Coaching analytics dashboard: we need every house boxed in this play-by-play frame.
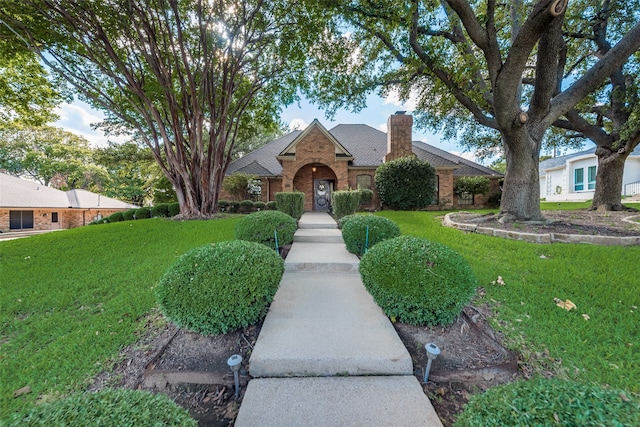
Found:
[0,172,138,232]
[539,146,640,201]
[224,113,502,211]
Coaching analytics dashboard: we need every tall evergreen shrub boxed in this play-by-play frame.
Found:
[375,156,436,210]
[275,192,304,220]
[331,190,361,219]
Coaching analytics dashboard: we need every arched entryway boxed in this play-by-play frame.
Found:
[293,163,338,211]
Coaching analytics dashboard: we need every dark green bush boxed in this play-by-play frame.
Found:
[107,212,124,222]
[254,201,266,210]
[454,176,491,197]
[228,201,240,213]
[359,236,477,325]
[239,199,255,213]
[337,214,359,229]
[135,207,152,219]
[168,202,180,217]
[9,388,197,426]
[455,378,640,427]
[341,215,401,256]
[234,210,297,250]
[275,191,304,220]
[156,240,284,335]
[487,191,501,208]
[359,188,374,205]
[151,203,170,217]
[266,201,277,210]
[218,200,230,212]
[375,156,436,210]
[331,190,361,219]
[122,209,137,221]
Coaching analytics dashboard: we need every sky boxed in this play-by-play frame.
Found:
[53,91,484,163]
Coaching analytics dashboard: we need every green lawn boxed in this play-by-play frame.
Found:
[378,209,639,393]
[0,218,239,418]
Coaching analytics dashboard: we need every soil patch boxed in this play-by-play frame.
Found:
[450,209,640,237]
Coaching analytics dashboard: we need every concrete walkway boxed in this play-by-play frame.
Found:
[235,212,443,426]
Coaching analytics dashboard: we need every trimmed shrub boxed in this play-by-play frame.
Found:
[135,207,152,219]
[359,188,374,205]
[375,156,436,210]
[234,210,297,250]
[9,388,197,426]
[455,378,640,427]
[454,176,491,197]
[341,215,401,256]
[337,213,359,229]
[122,209,137,221]
[265,201,277,210]
[239,199,255,213]
[151,203,170,217]
[359,236,477,325]
[228,201,240,213]
[218,200,230,212]
[107,212,124,222]
[254,201,266,210]
[168,202,180,217]
[275,191,304,220]
[331,190,361,219]
[156,240,284,335]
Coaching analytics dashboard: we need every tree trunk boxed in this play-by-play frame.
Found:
[500,131,544,221]
[590,147,628,211]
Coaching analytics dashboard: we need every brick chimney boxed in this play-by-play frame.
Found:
[384,112,415,163]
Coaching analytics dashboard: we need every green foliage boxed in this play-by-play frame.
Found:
[454,176,491,196]
[107,211,124,222]
[0,217,238,415]
[218,200,230,210]
[151,203,170,217]
[234,210,297,250]
[331,190,361,219]
[374,156,436,210]
[254,201,266,210]
[228,201,240,213]
[122,209,136,221]
[275,191,304,220]
[359,188,374,204]
[266,201,277,210]
[455,378,640,427]
[337,213,359,229]
[9,389,196,426]
[135,207,152,219]
[239,199,255,213]
[223,173,258,200]
[168,202,180,217]
[378,210,640,391]
[359,235,477,325]
[156,240,284,335]
[341,215,400,256]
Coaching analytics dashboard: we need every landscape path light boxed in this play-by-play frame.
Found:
[423,343,440,383]
[227,354,243,398]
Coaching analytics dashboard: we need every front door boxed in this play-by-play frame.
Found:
[313,180,331,211]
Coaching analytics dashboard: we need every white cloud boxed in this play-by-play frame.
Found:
[55,103,103,127]
[451,150,477,162]
[378,123,388,133]
[382,87,419,112]
[289,118,309,131]
[53,101,129,147]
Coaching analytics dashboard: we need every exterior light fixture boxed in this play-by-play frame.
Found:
[227,354,243,398]
[423,343,440,383]
[312,166,317,173]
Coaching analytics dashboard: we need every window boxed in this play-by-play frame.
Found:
[431,175,439,205]
[51,212,59,223]
[574,168,584,191]
[9,211,34,230]
[356,174,372,190]
[587,166,596,190]
[458,192,474,205]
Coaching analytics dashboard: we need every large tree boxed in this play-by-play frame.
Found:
[310,0,640,220]
[1,0,323,218]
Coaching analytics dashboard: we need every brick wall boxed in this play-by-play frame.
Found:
[0,208,130,232]
[384,114,415,163]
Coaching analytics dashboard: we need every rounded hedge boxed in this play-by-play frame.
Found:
[9,388,196,426]
[234,210,297,250]
[341,215,401,256]
[254,201,266,210]
[265,201,277,210]
[455,378,640,427]
[359,236,477,326]
[156,240,284,335]
[136,207,152,219]
[168,202,181,217]
[107,211,124,222]
[374,156,436,210]
[122,209,136,221]
[151,203,170,217]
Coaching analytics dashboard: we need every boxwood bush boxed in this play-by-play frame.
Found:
[455,378,640,427]
[266,201,277,210]
[234,210,297,250]
[359,236,477,326]
[375,156,436,210]
[331,190,361,219]
[254,201,266,210]
[341,215,401,256]
[122,209,137,221]
[135,207,152,219]
[8,388,196,426]
[107,211,124,222]
[337,213,359,229]
[275,191,304,220]
[239,199,255,213]
[168,202,180,217]
[151,203,170,217]
[156,240,284,335]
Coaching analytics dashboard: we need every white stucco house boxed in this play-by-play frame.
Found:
[539,145,640,201]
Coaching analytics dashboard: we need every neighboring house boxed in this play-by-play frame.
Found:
[225,113,502,211]
[539,146,640,201]
[0,172,138,232]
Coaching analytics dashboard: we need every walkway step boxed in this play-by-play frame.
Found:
[249,273,412,377]
[284,242,359,273]
[293,228,343,243]
[235,376,443,427]
[298,212,337,229]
